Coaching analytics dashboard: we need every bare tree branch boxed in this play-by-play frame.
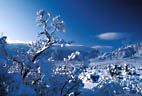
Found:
[32,46,51,62]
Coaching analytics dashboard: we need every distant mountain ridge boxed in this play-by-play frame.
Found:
[39,45,102,61]
[1,42,142,62]
[96,42,142,60]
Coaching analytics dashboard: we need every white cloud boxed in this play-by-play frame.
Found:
[65,44,84,47]
[97,32,123,40]
[91,45,112,49]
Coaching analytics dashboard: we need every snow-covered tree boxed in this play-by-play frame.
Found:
[29,9,66,62]
[0,10,84,96]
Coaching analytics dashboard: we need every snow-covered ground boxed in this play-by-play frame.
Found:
[1,42,142,96]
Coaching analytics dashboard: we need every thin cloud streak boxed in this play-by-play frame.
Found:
[97,32,123,40]
[91,45,112,49]
[6,39,32,44]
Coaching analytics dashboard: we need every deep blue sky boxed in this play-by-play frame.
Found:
[0,0,142,51]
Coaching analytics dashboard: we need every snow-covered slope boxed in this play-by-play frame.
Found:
[43,45,101,61]
[1,41,142,95]
[96,42,142,61]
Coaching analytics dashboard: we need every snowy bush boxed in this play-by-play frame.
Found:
[79,64,142,96]
[47,51,84,96]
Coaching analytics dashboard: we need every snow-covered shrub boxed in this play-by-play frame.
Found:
[46,51,84,96]
[0,36,37,96]
[79,64,142,96]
